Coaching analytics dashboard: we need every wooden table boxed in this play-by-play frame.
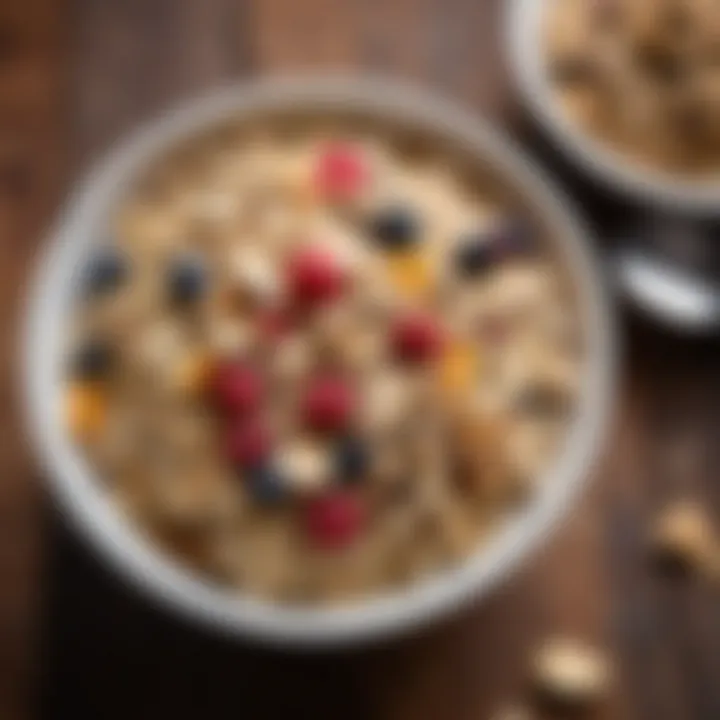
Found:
[3,1,720,718]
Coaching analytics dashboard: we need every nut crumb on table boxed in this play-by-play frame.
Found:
[651,500,719,576]
[531,636,612,706]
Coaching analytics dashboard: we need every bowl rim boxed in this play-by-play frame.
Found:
[22,77,616,646]
[506,0,720,215]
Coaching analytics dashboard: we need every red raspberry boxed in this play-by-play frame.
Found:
[287,247,345,306]
[302,376,354,432]
[209,362,264,416]
[391,312,445,362]
[314,143,368,202]
[305,491,364,549]
[224,419,272,467]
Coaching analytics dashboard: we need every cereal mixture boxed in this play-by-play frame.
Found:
[64,118,583,603]
[544,0,720,175]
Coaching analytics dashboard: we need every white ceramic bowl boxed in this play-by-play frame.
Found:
[507,0,720,215]
[23,78,615,646]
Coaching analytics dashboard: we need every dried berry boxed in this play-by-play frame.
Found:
[209,362,264,417]
[302,376,355,433]
[305,490,364,548]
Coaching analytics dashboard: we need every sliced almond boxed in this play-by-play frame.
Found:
[230,246,282,306]
[277,439,332,494]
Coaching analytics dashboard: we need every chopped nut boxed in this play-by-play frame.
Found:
[230,247,282,306]
[484,263,553,316]
[207,317,254,358]
[447,401,512,502]
[313,220,372,278]
[361,370,414,434]
[532,637,611,706]
[170,352,212,397]
[277,439,332,494]
[651,501,717,574]
[133,322,186,373]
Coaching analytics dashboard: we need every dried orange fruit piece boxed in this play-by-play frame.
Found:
[438,341,478,394]
[65,383,107,441]
[385,252,432,299]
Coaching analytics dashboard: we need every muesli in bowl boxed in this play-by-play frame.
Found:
[64,117,584,603]
[26,81,612,642]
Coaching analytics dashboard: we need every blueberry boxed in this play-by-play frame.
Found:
[335,437,370,484]
[246,465,287,506]
[168,254,207,305]
[71,338,113,380]
[84,247,129,297]
[455,218,535,279]
[454,235,496,278]
[370,206,419,250]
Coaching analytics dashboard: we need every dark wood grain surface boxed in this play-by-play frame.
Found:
[2,1,720,719]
